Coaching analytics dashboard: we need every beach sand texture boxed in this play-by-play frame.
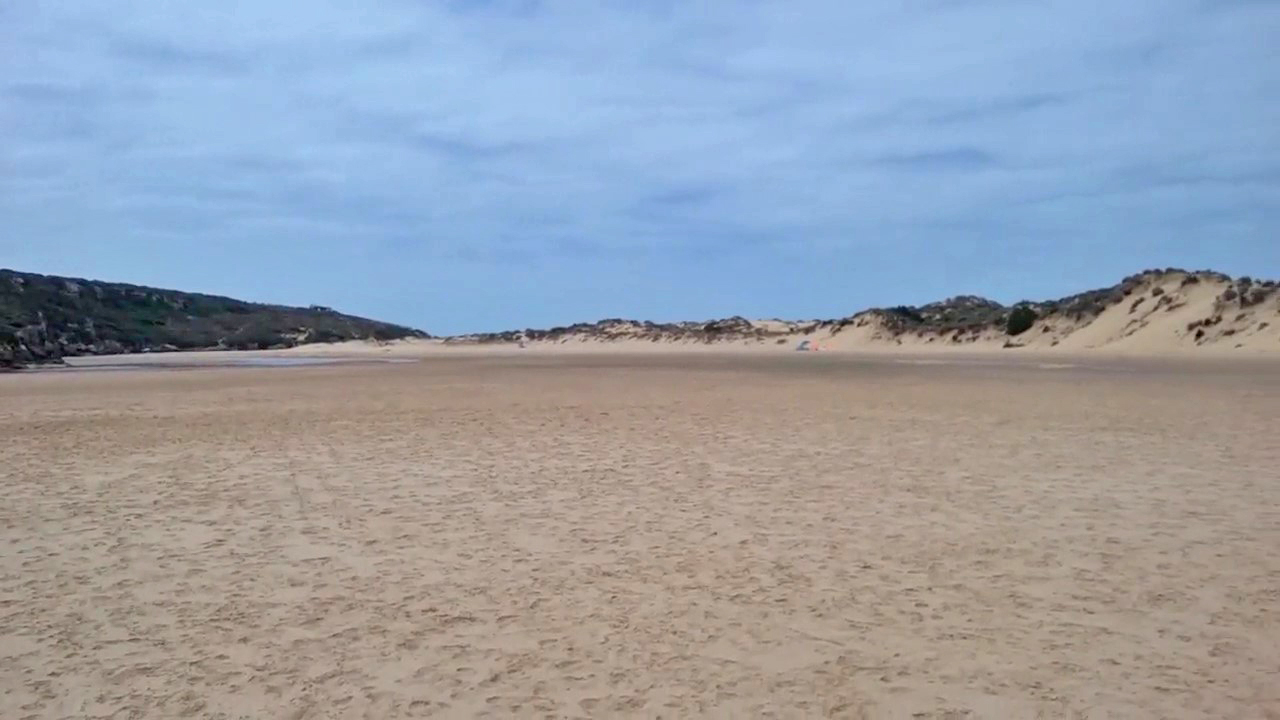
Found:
[2,353,1278,718]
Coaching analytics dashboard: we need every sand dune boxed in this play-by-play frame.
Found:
[424,269,1279,357]
[3,353,1279,718]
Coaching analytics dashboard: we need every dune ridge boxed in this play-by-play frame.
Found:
[429,269,1279,355]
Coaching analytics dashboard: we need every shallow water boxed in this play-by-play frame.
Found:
[229,357,340,367]
[48,355,418,372]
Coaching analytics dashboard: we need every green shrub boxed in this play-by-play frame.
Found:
[1006,305,1038,336]
[886,306,924,323]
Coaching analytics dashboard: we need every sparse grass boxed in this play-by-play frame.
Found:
[1243,288,1272,307]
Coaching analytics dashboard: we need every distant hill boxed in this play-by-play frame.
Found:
[1,269,428,368]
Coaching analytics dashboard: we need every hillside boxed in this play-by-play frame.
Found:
[1,269,428,368]
[445,269,1280,353]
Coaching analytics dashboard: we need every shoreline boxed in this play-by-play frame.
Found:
[3,340,1273,377]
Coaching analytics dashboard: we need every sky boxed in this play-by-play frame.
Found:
[2,0,1278,334]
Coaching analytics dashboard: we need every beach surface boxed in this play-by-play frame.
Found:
[2,351,1278,718]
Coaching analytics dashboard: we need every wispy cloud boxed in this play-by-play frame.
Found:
[926,93,1071,124]
[2,0,1277,332]
[873,148,999,171]
[108,36,251,75]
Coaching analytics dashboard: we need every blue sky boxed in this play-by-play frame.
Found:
[3,0,1278,334]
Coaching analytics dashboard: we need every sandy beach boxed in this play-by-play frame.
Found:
[2,351,1278,718]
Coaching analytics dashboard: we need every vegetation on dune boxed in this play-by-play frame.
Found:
[451,315,781,345]
[1005,305,1038,336]
[861,296,1007,336]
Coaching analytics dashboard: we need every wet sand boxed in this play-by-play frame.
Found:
[2,353,1278,718]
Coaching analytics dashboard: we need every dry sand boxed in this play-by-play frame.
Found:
[2,352,1279,718]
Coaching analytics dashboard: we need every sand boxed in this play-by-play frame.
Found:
[2,352,1279,718]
